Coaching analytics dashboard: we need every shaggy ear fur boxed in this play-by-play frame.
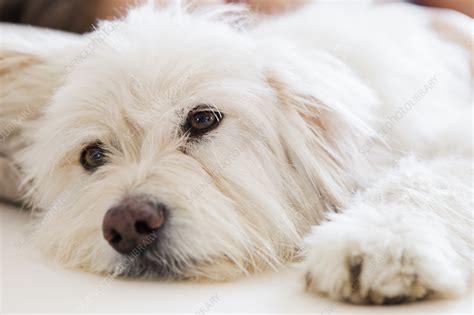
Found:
[0,50,58,203]
[0,154,21,203]
[0,26,82,202]
[0,50,57,140]
[1,52,77,143]
[261,40,378,210]
[0,24,83,143]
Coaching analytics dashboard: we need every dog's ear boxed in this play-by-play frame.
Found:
[0,26,83,148]
[0,50,55,139]
[0,27,83,204]
[261,41,378,209]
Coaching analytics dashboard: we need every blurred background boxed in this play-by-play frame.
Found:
[0,0,472,34]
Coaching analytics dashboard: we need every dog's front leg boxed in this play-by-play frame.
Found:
[303,156,472,304]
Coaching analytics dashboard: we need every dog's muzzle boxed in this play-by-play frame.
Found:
[102,195,166,255]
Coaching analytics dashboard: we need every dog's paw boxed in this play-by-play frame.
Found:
[303,222,466,304]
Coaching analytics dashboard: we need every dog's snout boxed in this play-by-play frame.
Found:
[102,197,166,255]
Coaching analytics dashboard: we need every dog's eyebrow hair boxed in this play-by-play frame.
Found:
[188,103,220,112]
[120,110,142,137]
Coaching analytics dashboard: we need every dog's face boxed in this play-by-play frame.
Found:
[17,4,375,279]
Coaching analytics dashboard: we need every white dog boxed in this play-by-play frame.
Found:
[0,1,472,305]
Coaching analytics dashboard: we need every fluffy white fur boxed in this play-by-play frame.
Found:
[0,1,472,304]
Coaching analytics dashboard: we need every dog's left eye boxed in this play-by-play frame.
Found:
[184,107,223,137]
[80,144,107,172]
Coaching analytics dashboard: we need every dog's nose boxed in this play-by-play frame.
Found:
[102,196,166,255]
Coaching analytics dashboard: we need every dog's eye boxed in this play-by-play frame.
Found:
[80,144,107,172]
[184,107,223,137]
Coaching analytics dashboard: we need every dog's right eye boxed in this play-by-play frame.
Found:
[80,144,107,172]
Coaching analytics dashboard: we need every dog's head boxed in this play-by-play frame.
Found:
[10,3,376,279]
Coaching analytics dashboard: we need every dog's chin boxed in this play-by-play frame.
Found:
[112,245,241,281]
[109,236,191,279]
[114,252,224,281]
[116,254,186,279]
[109,234,210,280]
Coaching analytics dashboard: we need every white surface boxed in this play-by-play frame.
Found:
[1,203,472,313]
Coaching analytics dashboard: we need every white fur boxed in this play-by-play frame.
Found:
[0,1,471,304]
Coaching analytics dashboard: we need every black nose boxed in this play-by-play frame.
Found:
[102,196,166,255]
